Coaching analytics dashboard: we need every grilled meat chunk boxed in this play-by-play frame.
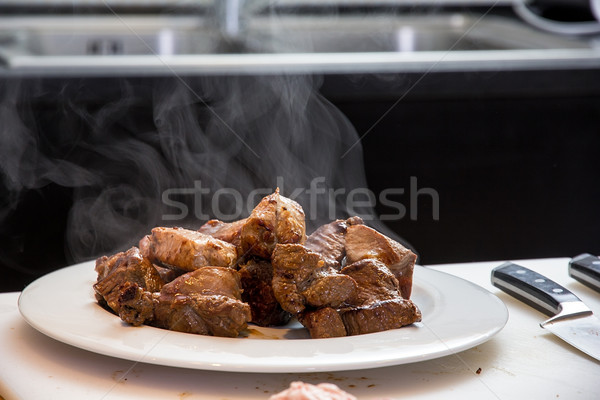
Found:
[340,298,422,336]
[118,267,251,337]
[341,258,401,305]
[240,189,306,259]
[298,307,347,338]
[296,259,421,338]
[117,281,157,326]
[162,265,245,299]
[275,192,307,244]
[153,264,186,283]
[305,216,363,270]
[271,243,357,314]
[153,267,251,336]
[139,235,185,283]
[147,227,238,272]
[345,224,417,299]
[238,259,292,327]
[198,218,247,256]
[154,292,250,337]
[339,259,421,335]
[138,234,152,259]
[93,247,163,315]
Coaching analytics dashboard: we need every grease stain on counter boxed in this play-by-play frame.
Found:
[111,370,125,382]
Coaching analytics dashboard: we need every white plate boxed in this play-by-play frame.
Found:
[18,261,507,373]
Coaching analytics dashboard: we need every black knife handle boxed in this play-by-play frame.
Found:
[569,253,600,292]
[491,262,581,316]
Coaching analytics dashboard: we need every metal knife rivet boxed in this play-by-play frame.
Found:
[592,261,600,265]
[516,270,526,274]
[552,288,564,293]
[535,278,545,283]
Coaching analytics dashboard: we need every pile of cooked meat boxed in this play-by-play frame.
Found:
[93,189,422,339]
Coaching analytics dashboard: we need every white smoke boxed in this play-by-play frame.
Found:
[0,4,411,276]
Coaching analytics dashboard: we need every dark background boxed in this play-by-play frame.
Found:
[1,68,600,292]
[326,69,600,264]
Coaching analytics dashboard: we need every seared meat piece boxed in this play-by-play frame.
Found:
[304,216,363,270]
[339,259,421,335]
[93,247,163,315]
[153,265,186,283]
[298,307,347,338]
[117,281,157,326]
[240,189,306,259]
[118,267,251,337]
[198,218,247,256]
[139,234,185,282]
[271,243,357,314]
[341,259,401,305]
[95,256,113,281]
[238,259,292,326]
[340,298,422,336]
[138,234,152,258]
[297,259,421,338]
[154,293,250,337]
[147,227,238,271]
[275,192,307,244]
[153,267,251,337]
[163,266,244,299]
[345,224,417,299]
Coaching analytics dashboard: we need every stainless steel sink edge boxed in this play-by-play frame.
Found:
[1,12,599,75]
[4,49,600,77]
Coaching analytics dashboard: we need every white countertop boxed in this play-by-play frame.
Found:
[1,257,599,400]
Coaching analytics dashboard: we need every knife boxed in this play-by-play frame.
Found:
[569,253,600,292]
[491,262,600,362]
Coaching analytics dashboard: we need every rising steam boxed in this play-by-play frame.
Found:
[0,72,381,270]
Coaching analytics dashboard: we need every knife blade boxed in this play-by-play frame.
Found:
[569,253,600,292]
[491,262,600,362]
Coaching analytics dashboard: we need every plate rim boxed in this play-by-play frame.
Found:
[18,261,508,373]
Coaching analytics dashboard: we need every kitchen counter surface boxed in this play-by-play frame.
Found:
[1,257,598,399]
